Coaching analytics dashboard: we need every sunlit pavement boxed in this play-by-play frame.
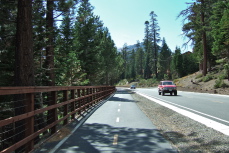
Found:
[34,88,177,153]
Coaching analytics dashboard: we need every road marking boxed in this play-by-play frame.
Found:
[179,91,229,98]
[119,104,121,106]
[140,92,229,124]
[113,134,119,145]
[116,117,119,122]
[137,92,229,136]
[118,109,120,112]
[212,100,223,104]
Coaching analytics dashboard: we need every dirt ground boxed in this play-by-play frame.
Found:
[174,71,229,95]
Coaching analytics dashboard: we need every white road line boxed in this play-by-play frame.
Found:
[119,104,121,106]
[118,109,120,112]
[141,92,229,124]
[116,117,120,122]
[137,92,229,136]
[179,91,229,98]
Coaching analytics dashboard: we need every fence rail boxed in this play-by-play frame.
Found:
[0,86,115,153]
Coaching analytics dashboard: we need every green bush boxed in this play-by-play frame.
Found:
[214,79,229,88]
[138,78,157,87]
[219,72,227,80]
[195,73,203,79]
[116,79,129,86]
[202,74,213,82]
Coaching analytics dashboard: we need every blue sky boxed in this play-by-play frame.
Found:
[90,0,193,52]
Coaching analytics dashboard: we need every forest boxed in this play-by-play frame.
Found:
[0,0,228,87]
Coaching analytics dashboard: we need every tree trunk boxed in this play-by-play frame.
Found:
[14,0,34,152]
[201,0,208,76]
[45,0,55,86]
[15,0,34,86]
[154,29,158,78]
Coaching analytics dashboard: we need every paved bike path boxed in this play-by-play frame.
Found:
[34,89,177,153]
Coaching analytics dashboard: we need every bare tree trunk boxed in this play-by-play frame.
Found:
[201,0,208,76]
[45,0,55,86]
[153,30,158,79]
[14,0,34,152]
[15,0,34,86]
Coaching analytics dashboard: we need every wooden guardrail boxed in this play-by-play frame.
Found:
[0,86,116,153]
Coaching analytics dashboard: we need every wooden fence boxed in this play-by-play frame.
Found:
[0,86,115,153]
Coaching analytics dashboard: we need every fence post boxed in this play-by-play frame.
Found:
[82,89,85,112]
[77,89,81,115]
[63,90,68,125]
[86,88,90,108]
[48,91,57,134]
[71,90,75,120]
[25,93,34,152]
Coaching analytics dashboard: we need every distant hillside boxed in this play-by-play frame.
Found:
[117,42,144,52]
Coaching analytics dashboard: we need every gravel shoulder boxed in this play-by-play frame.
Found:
[131,92,229,153]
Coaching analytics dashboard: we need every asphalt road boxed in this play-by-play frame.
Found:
[134,87,229,128]
[37,88,177,153]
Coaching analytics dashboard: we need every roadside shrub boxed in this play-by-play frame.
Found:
[219,72,227,79]
[138,78,157,87]
[214,79,229,88]
[116,79,129,86]
[195,73,203,79]
[202,74,213,82]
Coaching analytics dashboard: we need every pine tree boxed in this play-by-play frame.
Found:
[171,47,183,78]
[33,0,46,86]
[97,28,121,85]
[158,38,172,79]
[45,0,55,86]
[211,0,229,80]
[121,43,129,79]
[74,0,104,84]
[143,21,151,79]
[130,49,136,79]
[149,11,160,79]
[179,0,216,76]
[135,41,144,78]
[0,1,17,86]
[55,7,86,86]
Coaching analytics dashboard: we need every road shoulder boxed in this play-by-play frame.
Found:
[132,92,229,153]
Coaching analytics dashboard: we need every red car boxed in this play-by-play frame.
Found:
[158,81,177,96]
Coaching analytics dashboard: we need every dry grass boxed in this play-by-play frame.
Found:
[48,127,71,142]
[175,71,229,95]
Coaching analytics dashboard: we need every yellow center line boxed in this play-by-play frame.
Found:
[212,100,224,103]
[113,134,119,145]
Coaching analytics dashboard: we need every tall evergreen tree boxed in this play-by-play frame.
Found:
[158,38,172,79]
[33,0,46,85]
[211,1,229,80]
[96,28,121,85]
[55,6,86,86]
[135,41,144,78]
[171,47,183,78]
[74,0,103,84]
[0,1,17,86]
[143,21,151,79]
[179,0,215,76]
[149,11,160,79]
[121,43,129,79]
[130,49,136,79]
